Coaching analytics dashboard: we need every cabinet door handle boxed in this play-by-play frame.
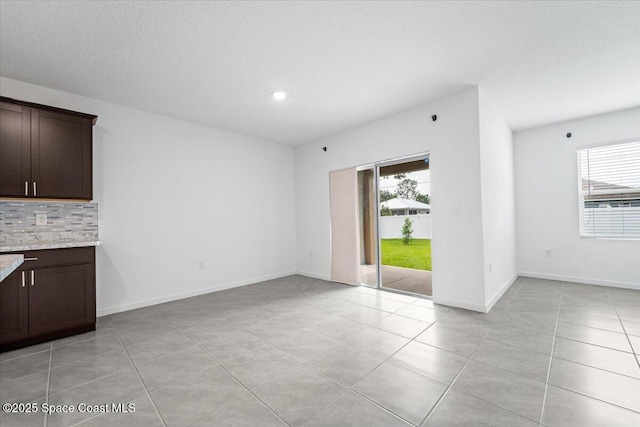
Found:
[31,270,35,286]
[21,271,25,287]
[25,181,29,196]
[24,257,38,261]
[33,182,37,196]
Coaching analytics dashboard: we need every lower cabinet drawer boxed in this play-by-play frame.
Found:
[13,246,95,270]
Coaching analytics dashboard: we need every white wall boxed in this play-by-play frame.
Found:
[380,215,431,239]
[0,77,297,315]
[478,89,518,308]
[296,88,490,311]
[514,107,640,289]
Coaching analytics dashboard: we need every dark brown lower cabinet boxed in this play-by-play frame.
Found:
[0,270,29,343]
[0,247,96,351]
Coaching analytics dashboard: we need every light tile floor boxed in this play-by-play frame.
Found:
[1,275,639,426]
[360,264,433,296]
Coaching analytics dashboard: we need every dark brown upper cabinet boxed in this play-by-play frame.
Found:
[0,97,97,200]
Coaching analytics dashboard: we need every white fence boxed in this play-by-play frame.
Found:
[380,214,431,239]
[581,206,640,237]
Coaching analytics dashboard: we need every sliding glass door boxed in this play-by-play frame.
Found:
[356,154,432,297]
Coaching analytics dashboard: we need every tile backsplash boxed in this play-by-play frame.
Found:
[0,201,99,246]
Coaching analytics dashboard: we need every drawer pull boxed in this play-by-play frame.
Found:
[24,257,38,261]
[31,270,35,286]
[25,181,28,196]
[21,271,25,288]
[33,182,37,196]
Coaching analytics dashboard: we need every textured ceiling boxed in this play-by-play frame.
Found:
[1,1,638,145]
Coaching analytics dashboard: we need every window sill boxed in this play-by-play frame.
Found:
[579,235,640,241]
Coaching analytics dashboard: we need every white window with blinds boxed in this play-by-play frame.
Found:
[577,140,640,238]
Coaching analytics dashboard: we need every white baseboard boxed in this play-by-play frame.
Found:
[518,271,640,291]
[432,296,487,313]
[97,270,297,317]
[485,273,519,312]
[296,270,331,281]
[296,270,359,286]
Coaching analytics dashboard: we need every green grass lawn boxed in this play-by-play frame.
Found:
[381,239,431,271]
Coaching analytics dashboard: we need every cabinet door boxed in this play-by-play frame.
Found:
[31,108,92,199]
[0,102,31,197]
[0,270,29,344]
[28,264,95,337]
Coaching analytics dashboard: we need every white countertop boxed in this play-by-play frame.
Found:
[0,240,102,253]
[0,254,24,282]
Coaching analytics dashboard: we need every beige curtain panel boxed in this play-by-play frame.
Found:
[329,167,360,285]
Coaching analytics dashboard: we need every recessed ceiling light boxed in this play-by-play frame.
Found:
[271,90,288,101]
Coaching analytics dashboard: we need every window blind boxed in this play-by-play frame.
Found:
[577,141,640,238]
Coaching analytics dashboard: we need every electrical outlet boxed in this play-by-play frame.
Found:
[198,261,206,269]
[35,213,47,226]
[544,249,553,257]
[488,263,493,274]
[309,250,313,258]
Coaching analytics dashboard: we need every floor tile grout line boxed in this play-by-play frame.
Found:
[550,318,627,335]
[69,414,101,427]
[0,348,51,364]
[560,310,624,334]
[34,356,134,402]
[104,288,467,426]
[552,334,635,354]
[43,342,52,427]
[538,283,564,426]
[40,335,125,374]
[418,320,504,427]
[163,294,423,426]
[614,318,640,368]
[452,345,552,385]
[607,291,640,371]
[19,277,634,426]
[487,313,639,355]
[0,327,120,373]
[545,382,640,415]
[0,366,50,386]
[550,353,640,381]
[110,324,167,427]
[339,288,423,305]
[236,315,419,426]
[50,329,117,351]
[68,389,165,426]
[294,389,354,426]
[157,311,292,427]
[236,316,417,425]
[378,278,640,420]
[420,279,561,426]
[446,386,551,426]
[323,372,427,425]
[303,305,445,348]
[258,301,427,362]
[185,280,640,422]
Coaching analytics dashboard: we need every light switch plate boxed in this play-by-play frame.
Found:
[35,213,47,226]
